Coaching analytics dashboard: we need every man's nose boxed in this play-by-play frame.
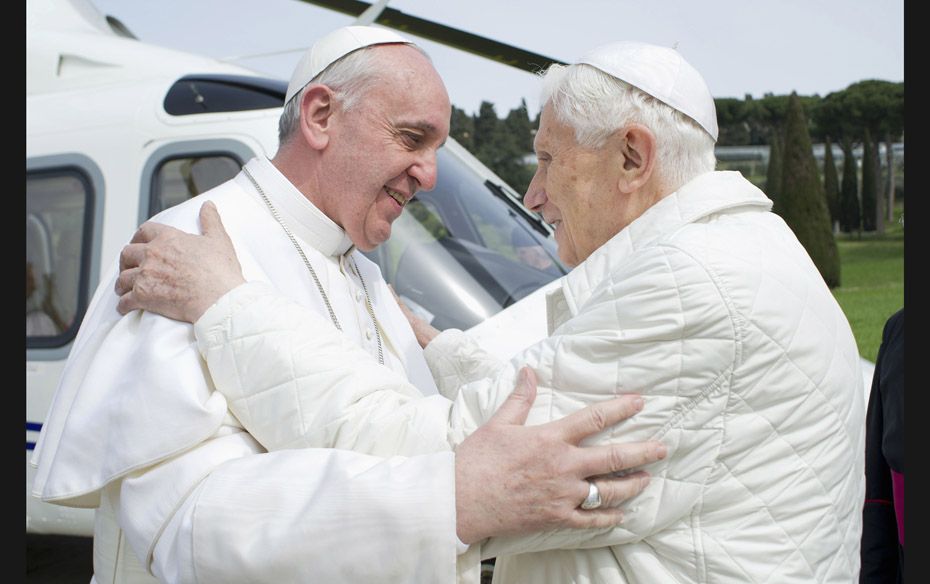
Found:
[410,150,439,192]
[523,175,547,212]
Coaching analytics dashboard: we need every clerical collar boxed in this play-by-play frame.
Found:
[240,157,355,257]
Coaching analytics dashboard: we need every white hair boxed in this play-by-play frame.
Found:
[278,42,429,145]
[539,63,716,192]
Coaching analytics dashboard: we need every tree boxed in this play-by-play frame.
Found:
[504,99,534,154]
[815,80,904,224]
[860,127,880,232]
[743,93,819,146]
[471,101,535,194]
[851,81,905,222]
[764,130,783,204]
[774,93,840,287]
[499,101,536,193]
[822,137,841,232]
[880,83,904,221]
[812,86,861,145]
[869,81,905,222]
[449,106,474,151]
[839,139,861,234]
[472,101,504,161]
[714,97,750,145]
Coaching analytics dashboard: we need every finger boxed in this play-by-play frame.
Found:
[574,441,667,479]
[562,473,652,529]
[199,201,231,242]
[387,284,404,309]
[119,243,147,272]
[114,266,141,296]
[116,290,141,316]
[485,367,538,427]
[554,394,645,444]
[387,284,401,304]
[129,221,170,244]
[585,471,651,508]
[563,506,626,530]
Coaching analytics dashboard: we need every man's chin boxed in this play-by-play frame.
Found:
[557,249,578,268]
[356,230,392,252]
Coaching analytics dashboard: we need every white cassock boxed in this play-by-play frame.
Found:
[30,157,473,584]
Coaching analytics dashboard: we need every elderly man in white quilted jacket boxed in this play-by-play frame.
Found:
[117,41,866,583]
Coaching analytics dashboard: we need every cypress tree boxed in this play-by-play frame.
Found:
[472,101,501,164]
[884,130,897,223]
[872,136,885,235]
[839,140,861,234]
[499,100,536,193]
[860,127,879,232]
[765,130,783,204]
[822,137,841,231]
[774,93,841,287]
[449,106,475,151]
[467,101,537,193]
[504,99,534,154]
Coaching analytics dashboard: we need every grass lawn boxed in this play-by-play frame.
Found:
[830,215,904,360]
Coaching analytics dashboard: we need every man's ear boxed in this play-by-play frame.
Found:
[617,124,657,194]
[298,85,336,150]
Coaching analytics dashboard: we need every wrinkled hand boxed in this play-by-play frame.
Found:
[454,367,666,544]
[388,285,439,348]
[115,201,246,323]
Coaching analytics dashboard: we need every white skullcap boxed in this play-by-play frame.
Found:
[285,25,412,104]
[577,41,718,141]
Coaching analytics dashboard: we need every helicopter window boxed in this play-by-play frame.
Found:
[362,149,566,331]
[151,155,242,216]
[164,75,286,116]
[455,180,559,273]
[26,169,94,347]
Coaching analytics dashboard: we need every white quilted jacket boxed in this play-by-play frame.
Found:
[196,171,865,583]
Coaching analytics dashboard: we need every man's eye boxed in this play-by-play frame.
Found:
[403,132,423,145]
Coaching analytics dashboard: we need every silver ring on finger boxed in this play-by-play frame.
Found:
[580,480,602,510]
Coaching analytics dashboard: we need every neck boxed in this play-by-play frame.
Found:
[271,143,336,224]
[643,169,677,206]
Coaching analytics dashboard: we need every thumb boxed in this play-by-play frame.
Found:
[486,367,538,427]
[390,285,410,315]
[199,201,230,241]
[387,284,402,304]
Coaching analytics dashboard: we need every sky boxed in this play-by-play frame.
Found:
[90,0,904,117]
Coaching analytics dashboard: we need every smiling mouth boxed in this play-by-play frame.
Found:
[385,187,407,207]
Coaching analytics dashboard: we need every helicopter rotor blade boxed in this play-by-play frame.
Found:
[295,0,566,74]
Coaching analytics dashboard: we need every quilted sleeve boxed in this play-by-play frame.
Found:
[116,424,466,584]
[423,328,509,400]
[194,281,454,457]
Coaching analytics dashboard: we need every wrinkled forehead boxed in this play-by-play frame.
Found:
[370,44,445,88]
[534,102,575,150]
[369,47,450,123]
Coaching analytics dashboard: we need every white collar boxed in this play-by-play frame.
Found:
[239,157,355,258]
[551,171,772,329]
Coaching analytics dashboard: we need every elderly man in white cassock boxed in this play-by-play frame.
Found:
[113,39,867,583]
[31,27,668,584]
